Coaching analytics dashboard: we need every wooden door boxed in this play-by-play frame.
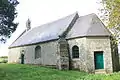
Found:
[94,51,104,69]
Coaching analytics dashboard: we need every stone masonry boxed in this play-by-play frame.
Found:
[57,38,69,70]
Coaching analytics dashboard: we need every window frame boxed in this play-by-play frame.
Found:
[35,46,41,59]
[72,45,79,58]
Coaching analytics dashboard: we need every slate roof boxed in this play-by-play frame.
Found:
[9,12,111,48]
[66,13,111,39]
[9,13,78,48]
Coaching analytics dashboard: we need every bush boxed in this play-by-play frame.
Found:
[0,56,8,63]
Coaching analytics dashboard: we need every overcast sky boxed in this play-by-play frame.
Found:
[0,0,101,56]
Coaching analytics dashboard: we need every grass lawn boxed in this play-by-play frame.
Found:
[0,64,120,80]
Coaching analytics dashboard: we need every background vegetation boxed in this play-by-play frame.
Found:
[0,0,19,43]
[0,56,8,63]
[101,0,120,38]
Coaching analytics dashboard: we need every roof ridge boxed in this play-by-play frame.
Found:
[86,14,96,35]
[59,12,79,38]
[86,14,111,36]
[32,12,78,29]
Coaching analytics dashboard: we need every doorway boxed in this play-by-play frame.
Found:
[21,54,24,64]
[94,51,104,69]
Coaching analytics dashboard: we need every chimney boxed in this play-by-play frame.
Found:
[26,18,31,31]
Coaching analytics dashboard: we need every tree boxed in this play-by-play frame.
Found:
[0,0,19,43]
[101,0,120,70]
[101,0,120,37]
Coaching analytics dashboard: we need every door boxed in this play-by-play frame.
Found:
[94,51,104,69]
[21,54,24,64]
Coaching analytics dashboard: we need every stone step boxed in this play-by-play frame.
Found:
[95,69,106,74]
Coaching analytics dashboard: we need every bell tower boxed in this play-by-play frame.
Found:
[26,18,31,31]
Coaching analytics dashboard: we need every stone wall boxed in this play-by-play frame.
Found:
[8,36,115,73]
[57,38,69,70]
[8,41,58,66]
[86,37,113,73]
[67,37,113,73]
[67,38,87,71]
[8,47,21,63]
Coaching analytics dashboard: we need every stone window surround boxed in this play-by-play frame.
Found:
[35,45,41,59]
[72,45,79,58]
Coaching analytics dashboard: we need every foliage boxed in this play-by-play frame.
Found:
[0,56,8,58]
[100,0,120,56]
[0,0,19,43]
[0,64,120,80]
[0,56,8,63]
[0,59,8,63]
[101,0,120,37]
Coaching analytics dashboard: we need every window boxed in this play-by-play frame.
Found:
[35,46,41,59]
[72,45,79,58]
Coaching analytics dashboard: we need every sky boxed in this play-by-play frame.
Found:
[0,0,102,56]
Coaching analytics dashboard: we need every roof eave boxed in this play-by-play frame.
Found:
[66,35,111,40]
[9,38,58,49]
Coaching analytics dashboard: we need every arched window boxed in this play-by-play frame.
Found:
[72,45,79,58]
[35,46,41,59]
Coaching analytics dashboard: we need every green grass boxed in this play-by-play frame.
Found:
[0,64,120,80]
